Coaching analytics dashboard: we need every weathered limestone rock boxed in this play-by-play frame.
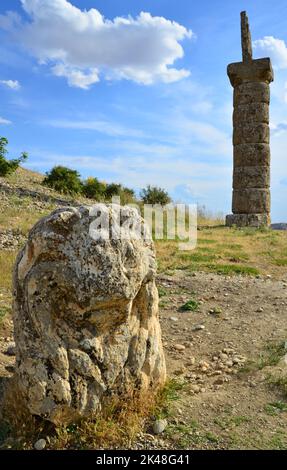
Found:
[12,205,166,424]
[232,189,270,213]
[233,166,270,189]
[226,11,273,228]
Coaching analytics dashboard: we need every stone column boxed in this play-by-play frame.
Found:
[226,11,274,228]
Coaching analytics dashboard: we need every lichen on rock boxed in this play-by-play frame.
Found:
[12,204,166,424]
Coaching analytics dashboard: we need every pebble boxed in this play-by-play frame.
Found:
[219,353,228,361]
[174,366,186,376]
[186,356,195,365]
[199,360,210,368]
[153,419,167,435]
[5,343,16,356]
[192,324,205,331]
[174,344,186,352]
[222,348,234,354]
[190,384,200,393]
[232,357,240,364]
[34,439,46,450]
[170,316,178,322]
[249,381,257,388]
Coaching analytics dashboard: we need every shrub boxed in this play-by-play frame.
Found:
[140,185,171,206]
[43,166,82,195]
[105,184,136,204]
[0,137,28,177]
[119,186,136,205]
[105,183,122,199]
[82,177,106,200]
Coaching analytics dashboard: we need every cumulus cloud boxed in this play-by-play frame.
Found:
[253,36,287,69]
[52,64,99,89]
[0,79,21,90]
[1,0,192,88]
[253,36,287,106]
[0,116,12,124]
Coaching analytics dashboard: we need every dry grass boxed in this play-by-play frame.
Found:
[0,194,56,234]
[0,378,180,450]
[0,251,16,327]
[0,250,17,290]
[156,226,287,279]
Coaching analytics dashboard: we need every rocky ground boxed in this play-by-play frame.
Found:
[1,269,287,449]
[0,168,286,449]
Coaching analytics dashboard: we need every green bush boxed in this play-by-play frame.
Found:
[82,177,106,200]
[120,186,136,205]
[0,137,28,176]
[140,185,171,205]
[105,183,122,199]
[105,183,136,203]
[43,166,82,195]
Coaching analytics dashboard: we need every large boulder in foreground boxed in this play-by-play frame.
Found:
[12,204,166,424]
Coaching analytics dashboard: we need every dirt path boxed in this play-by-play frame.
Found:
[1,271,287,449]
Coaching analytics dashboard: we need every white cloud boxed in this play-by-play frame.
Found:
[46,118,145,138]
[0,79,21,90]
[270,120,287,136]
[26,149,231,194]
[253,36,287,69]
[52,64,99,89]
[0,116,12,124]
[1,0,192,88]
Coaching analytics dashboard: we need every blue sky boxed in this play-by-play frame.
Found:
[1,0,287,221]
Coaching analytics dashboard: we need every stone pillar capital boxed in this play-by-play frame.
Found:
[227,58,274,87]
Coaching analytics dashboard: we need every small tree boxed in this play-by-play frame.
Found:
[105,183,122,199]
[82,177,106,200]
[0,137,28,176]
[43,166,82,195]
[140,185,171,205]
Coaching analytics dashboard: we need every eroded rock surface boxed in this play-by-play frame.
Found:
[12,205,166,424]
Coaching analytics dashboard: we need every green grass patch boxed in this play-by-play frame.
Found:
[179,299,199,312]
[267,375,287,398]
[216,243,243,250]
[196,246,217,254]
[258,342,286,369]
[273,259,287,267]
[0,305,11,324]
[231,415,251,426]
[207,264,259,276]
[197,239,217,245]
[179,252,218,263]
[264,402,287,416]
[158,286,168,297]
[154,379,187,420]
[240,341,286,373]
[224,253,250,262]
